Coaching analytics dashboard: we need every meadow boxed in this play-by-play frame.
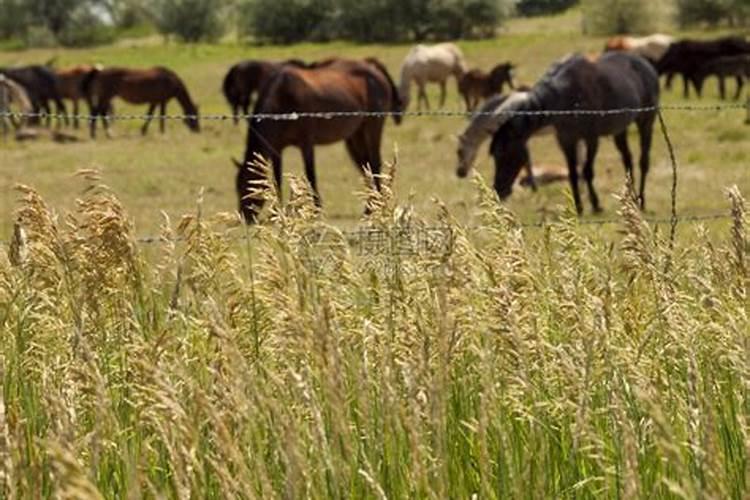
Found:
[1,9,749,499]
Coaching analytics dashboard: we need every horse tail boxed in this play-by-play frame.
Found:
[366,57,403,125]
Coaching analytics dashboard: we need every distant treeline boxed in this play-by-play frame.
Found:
[0,0,748,48]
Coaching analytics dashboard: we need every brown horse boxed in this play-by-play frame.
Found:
[82,66,200,138]
[222,59,306,124]
[458,62,516,111]
[235,57,403,223]
[56,64,101,129]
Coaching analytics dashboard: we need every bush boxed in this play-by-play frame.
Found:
[675,0,750,27]
[581,0,663,34]
[240,0,512,44]
[516,0,579,16]
[150,0,227,42]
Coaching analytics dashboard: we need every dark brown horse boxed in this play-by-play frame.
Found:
[222,59,306,124]
[56,64,101,129]
[82,66,200,138]
[235,57,403,223]
[458,63,516,111]
[485,52,659,214]
[0,65,67,127]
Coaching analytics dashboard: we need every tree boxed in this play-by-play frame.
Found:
[150,0,228,42]
[239,0,513,44]
[581,0,663,34]
[516,0,579,16]
[675,0,750,27]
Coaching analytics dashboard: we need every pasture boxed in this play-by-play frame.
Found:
[1,9,750,499]
[0,12,748,238]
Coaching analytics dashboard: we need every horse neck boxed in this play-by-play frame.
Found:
[175,84,196,114]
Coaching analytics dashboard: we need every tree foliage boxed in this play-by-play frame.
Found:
[149,0,228,42]
[241,0,514,44]
[581,0,664,34]
[516,0,579,16]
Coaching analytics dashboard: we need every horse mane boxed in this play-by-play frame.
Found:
[80,66,102,100]
[365,57,403,125]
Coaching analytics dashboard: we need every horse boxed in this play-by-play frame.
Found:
[56,64,101,129]
[82,66,200,138]
[604,34,674,64]
[458,63,516,111]
[484,52,659,214]
[657,36,750,98]
[235,57,403,223]
[399,43,468,111]
[0,74,33,138]
[0,65,67,127]
[456,88,551,189]
[695,54,750,100]
[222,59,307,124]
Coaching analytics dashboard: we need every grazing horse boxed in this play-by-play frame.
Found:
[56,64,101,129]
[657,36,750,98]
[695,54,750,100]
[399,43,468,110]
[82,66,200,138]
[458,63,516,111]
[604,34,674,64]
[485,52,659,214]
[235,57,403,223]
[222,59,306,124]
[456,89,550,190]
[0,65,66,127]
[0,74,33,137]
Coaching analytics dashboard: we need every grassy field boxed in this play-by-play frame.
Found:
[1,10,750,499]
[0,10,748,239]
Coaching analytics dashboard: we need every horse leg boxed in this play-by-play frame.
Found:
[718,76,726,100]
[734,75,743,100]
[301,143,321,207]
[683,74,690,98]
[73,99,79,129]
[159,101,166,134]
[418,83,429,111]
[439,80,446,108]
[559,137,583,215]
[141,103,157,136]
[636,116,654,211]
[55,97,67,129]
[581,137,601,213]
[613,131,635,201]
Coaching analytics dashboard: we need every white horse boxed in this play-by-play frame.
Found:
[604,34,674,63]
[399,43,468,111]
[0,74,33,138]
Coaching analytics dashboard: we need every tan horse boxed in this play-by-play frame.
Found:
[399,43,468,110]
[0,74,33,137]
[235,57,403,222]
[56,64,101,129]
[82,66,200,138]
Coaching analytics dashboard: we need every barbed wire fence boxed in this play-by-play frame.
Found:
[1,103,748,249]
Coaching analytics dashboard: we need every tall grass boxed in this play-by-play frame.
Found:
[1,165,748,499]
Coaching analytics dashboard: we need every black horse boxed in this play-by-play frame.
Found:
[484,52,659,214]
[657,36,750,98]
[222,59,306,124]
[0,65,67,126]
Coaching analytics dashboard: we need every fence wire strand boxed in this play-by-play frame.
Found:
[1,102,750,123]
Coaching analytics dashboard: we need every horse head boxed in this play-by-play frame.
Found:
[490,122,532,200]
[184,102,200,132]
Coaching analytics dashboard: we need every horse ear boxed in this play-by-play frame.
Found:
[232,157,243,170]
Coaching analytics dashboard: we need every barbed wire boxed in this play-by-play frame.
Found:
[1,102,749,123]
